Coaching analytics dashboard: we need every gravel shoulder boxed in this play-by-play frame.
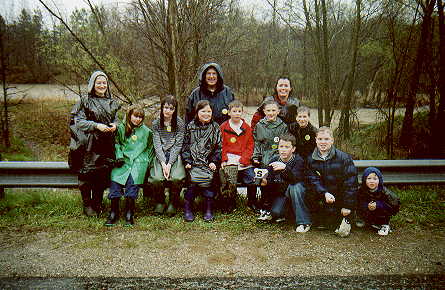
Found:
[0,225,443,278]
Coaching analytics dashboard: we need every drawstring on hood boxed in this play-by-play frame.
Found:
[87,70,111,98]
[361,166,384,192]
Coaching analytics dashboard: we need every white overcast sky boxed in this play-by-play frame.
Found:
[0,0,270,22]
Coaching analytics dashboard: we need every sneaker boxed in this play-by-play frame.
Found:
[257,210,272,221]
[335,218,351,237]
[295,224,311,233]
[378,224,390,236]
[355,219,365,228]
[275,217,286,223]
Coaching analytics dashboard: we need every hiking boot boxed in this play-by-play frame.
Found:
[295,224,311,233]
[104,198,120,226]
[378,224,390,236]
[183,199,194,222]
[335,217,351,237]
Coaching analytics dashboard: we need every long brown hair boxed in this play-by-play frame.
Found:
[125,105,145,137]
[160,95,178,130]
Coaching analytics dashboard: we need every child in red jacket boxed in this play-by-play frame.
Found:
[220,100,258,212]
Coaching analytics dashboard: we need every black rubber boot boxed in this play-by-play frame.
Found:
[203,197,214,222]
[91,188,104,216]
[247,185,259,213]
[166,182,182,217]
[104,198,120,226]
[79,185,95,217]
[124,197,135,226]
[152,182,165,215]
[183,199,194,222]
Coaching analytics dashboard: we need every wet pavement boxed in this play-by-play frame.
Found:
[1,275,444,289]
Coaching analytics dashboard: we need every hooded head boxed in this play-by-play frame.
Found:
[198,62,224,92]
[87,70,111,98]
[361,166,384,192]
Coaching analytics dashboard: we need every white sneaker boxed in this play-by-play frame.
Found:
[295,224,311,233]
[335,218,351,237]
[378,224,390,236]
[257,210,272,221]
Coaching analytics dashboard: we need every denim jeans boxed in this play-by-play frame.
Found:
[286,182,311,225]
[108,174,140,199]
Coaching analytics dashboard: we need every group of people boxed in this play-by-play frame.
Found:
[69,62,400,237]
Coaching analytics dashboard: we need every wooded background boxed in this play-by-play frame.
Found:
[1,0,444,158]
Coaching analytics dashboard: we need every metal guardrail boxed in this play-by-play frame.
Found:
[0,160,444,190]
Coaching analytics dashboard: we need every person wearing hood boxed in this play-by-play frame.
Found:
[251,76,300,129]
[306,126,358,237]
[357,167,400,236]
[70,70,120,217]
[185,62,235,125]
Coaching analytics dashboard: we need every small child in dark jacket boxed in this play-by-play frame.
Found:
[357,167,400,236]
[258,134,307,226]
[288,106,317,160]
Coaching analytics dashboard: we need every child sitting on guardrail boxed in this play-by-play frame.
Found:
[105,105,154,227]
[219,100,256,213]
[356,167,400,236]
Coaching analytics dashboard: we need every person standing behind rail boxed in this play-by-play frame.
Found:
[251,76,300,129]
[70,70,120,217]
[185,62,235,125]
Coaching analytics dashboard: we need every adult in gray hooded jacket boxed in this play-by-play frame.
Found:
[185,62,235,125]
[70,71,120,217]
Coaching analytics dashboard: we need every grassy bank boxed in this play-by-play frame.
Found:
[0,186,443,232]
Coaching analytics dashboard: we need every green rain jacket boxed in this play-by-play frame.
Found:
[111,123,154,185]
[252,117,288,167]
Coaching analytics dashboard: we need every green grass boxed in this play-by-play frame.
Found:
[390,185,445,228]
[0,187,443,233]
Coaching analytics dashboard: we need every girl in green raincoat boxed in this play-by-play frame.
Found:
[105,105,154,226]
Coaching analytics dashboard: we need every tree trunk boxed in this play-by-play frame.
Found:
[399,0,436,148]
[433,0,445,157]
[320,0,332,126]
[339,0,361,140]
[0,16,10,148]
[167,0,180,99]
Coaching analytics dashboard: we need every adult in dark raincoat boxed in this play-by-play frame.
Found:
[185,62,235,125]
[70,71,120,216]
[251,76,300,129]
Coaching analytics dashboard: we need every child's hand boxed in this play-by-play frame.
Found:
[368,201,376,211]
[185,164,192,169]
[209,163,216,171]
[270,161,286,171]
[341,208,351,216]
[325,192,335,204]
[162,162,171,179]
[109,123,117,132]
[260,178,267,186]
[96,123,110,132]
